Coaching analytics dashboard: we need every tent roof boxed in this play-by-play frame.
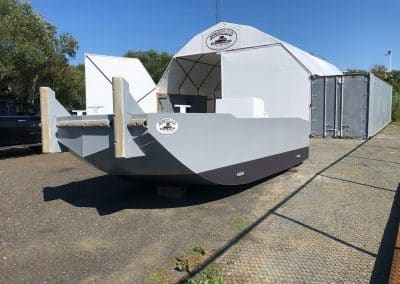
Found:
[175,22,341,76]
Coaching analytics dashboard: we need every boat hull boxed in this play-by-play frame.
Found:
[55,113,309,186]
[40,79,310,186]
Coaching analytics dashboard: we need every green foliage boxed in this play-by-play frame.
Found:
[124,50,172,83]
[0,0,83,109]
[182,264,225,284]
[345,68,367,74]
[370,66,400,121]
[174,246,225,284]
[371,64,388,80]
[346,65,400,121]
[385,70,400,121]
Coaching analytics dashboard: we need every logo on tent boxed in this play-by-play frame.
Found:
[206,29,237,50]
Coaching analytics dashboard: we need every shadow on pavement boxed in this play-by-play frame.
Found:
[370,183,400,284]
[0,145,42,160]
[178,138,371,282]
[42,174,261,215]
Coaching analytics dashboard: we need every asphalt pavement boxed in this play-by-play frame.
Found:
[1,123,399,283]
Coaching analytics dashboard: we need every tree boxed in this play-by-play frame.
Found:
[0,0,82,109]
[345,68,367,74]
[370,64,388,80]
[124,50,172,83]
[385,70,400,121]
[369,66,400,121]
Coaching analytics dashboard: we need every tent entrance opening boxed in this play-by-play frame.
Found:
[157,53,221,114]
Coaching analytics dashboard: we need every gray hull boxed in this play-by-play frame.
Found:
[40,78,310,186]
[85,147,308,185]
[55,113,309,186]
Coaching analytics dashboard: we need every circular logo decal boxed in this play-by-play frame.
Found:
[156,118,178,135]
[206,28,237,50]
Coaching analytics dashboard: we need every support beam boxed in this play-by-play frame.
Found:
[56,119,111,128]
[39,87,70,153]
[112,77,126,158]
[39,88,51,153]
[112,77,146,159]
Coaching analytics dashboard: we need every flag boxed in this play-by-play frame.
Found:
[385,50,392,56]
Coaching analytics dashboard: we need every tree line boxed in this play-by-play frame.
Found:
[0,0,399,121]
[0,0,172,110]
[347,65,400,121]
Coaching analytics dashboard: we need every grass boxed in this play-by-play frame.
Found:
[181,264,225,284]
[392,90,400,121]
[173,245,225,284]
[228,216,250,230]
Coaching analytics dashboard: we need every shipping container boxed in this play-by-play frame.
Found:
[310,73,392,139]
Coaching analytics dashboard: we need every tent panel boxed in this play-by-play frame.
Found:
[198,53,220,65]
[221,45,310,120]
[180,77,198,95]
[157,59,187,94]
[176,58,195,74]
[85,54,156,114]
[199,67,221,97]
[283,43,341,76]
[188,63,214,89]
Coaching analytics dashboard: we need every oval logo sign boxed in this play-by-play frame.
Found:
[206,28,237,50]
[156,118,178,135]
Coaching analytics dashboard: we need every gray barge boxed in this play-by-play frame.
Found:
[39,22,344,185]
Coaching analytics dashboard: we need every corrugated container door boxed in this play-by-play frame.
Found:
[310,77,325,136]
[341,75,369,138]
[324,77,337,137]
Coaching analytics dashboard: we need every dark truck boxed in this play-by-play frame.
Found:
[0,99,41,147]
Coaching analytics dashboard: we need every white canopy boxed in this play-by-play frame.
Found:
[175,22,341,76]
[158,22,342,120]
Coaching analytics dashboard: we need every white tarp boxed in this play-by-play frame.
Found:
[157,22,342,121]
[85,54,157,115]
[175,22,341,76]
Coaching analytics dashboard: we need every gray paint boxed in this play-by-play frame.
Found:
[368,74,393,136]
[56,115,113,157]
[324,77,337,137]
[341,75,368,138]
[39,87,71,153]
[310,73,392,139]
[53,111,309,185]
[147,113,309,173]
[56,113,309,175]
[310,78,325,136]
[44,77,310,185]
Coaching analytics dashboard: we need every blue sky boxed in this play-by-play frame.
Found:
[30,0,399,71]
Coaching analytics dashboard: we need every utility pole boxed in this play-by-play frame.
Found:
[215,0,220,24]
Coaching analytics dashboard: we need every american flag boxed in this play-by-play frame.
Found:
[385,50,392,56]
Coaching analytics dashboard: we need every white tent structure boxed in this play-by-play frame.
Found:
[157,22,342,120]
[85,54,157,115]
[42,22,336,185]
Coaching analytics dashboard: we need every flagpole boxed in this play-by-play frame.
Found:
[389,53,392,72]
[215,0,220,24]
